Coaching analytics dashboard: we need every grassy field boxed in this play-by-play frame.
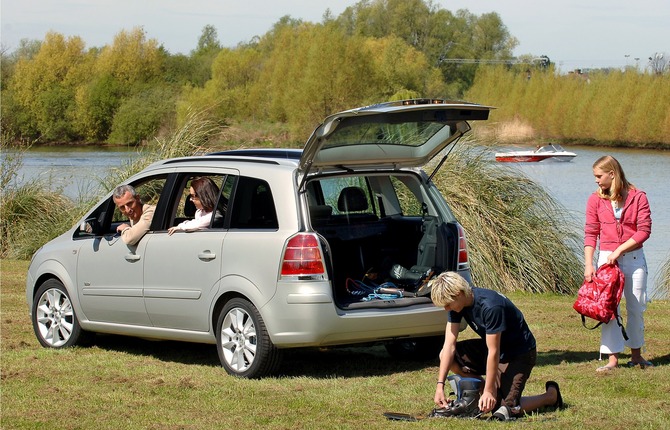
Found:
[2,259,669,429]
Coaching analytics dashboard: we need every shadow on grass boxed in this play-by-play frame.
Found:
[89,334,670,378]
[537,349,601,366]
[91,334,437,378]
[538,349,670,367]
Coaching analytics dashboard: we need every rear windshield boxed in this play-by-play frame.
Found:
[323,120,449,149]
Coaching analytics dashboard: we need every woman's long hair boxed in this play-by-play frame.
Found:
[593,155,635,202]
[191,177,220,212]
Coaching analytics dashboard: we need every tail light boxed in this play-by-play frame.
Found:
[456,224,470,271]
[280,233,326,278]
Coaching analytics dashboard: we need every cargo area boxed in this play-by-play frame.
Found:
[310,210,458,309]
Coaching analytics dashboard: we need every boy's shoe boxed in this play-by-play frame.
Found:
[546,381,564,410]
[490,405,515,421]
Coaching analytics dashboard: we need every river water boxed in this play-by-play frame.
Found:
[4,144,669,297]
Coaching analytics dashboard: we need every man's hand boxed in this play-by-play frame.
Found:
[116,223,130,233]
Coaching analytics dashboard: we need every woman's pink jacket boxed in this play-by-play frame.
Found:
[584,188,652,251]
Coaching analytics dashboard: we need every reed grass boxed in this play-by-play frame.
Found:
[655,255,670,299]
[467,67,670,148]
[432,145,582,294]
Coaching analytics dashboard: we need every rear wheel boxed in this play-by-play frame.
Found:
[32,279,93,348]
[216,298,282,378]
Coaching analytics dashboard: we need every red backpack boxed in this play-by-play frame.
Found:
[573,262,628,340]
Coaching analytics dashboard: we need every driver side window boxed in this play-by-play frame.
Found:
[74,176,167,239]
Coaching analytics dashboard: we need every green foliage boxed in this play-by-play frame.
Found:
[74,74,122,141]
[94,27,163,87]
[8,32,89,141]
[335,1,518,94]
[102,109,221,191]
[4,0,522,145]
[107,85,177,145]
[466,66,670,147]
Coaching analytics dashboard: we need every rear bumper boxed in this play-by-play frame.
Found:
[262,280,447,347]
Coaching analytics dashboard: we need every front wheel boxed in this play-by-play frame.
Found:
[216,298,282,378]
[32,279,94,348]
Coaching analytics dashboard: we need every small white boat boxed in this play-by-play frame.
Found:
[495,144,577,162]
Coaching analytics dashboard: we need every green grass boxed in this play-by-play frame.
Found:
[3,259,669,429]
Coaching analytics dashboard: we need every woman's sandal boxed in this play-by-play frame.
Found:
[627,360,655,368]
[596,364,617,373]
[545,381,563,410]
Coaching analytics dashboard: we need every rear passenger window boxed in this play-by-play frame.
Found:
[229,177,278,229]
[390,176,423,216]
[320,177,377,217]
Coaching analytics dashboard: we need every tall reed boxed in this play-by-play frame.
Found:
[433,145,582,294]
[467,66,670,148]
[655,255,670,299]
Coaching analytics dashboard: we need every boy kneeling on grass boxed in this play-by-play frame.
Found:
[431,271,563,420]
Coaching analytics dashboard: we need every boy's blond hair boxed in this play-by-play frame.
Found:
[430,271,472,307]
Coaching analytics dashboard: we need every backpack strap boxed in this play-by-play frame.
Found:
[581,314,629,341]
[580,315,602,330]
[614,311,629,341]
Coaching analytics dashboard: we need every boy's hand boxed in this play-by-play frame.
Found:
[478,390,497,413]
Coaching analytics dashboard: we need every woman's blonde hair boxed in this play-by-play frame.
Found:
[593,155,634,202]
[430,271,472,307]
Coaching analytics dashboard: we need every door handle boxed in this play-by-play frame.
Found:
[124,254,141,262]
[198,251,216,261]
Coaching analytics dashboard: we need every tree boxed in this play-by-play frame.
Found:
[95,27,163,88]
[73,74,122,141]
[648,52,668,75]
[8,32,91,141]
[335,1,518,96]
[189,25,223,87]
[195,24,221,53]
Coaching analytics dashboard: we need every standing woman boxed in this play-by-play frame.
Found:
[584,155,653,372]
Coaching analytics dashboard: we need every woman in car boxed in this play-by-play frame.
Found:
[168,177,220,235]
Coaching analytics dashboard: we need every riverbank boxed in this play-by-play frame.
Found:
[3,259,668,429]
[473,119,670,151]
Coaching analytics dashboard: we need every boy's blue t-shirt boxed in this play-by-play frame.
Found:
[448,287,536,360]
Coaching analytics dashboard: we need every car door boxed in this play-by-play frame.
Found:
[77,233,152,325]
[299,99,492,178]
[142,173,233,332]
[76,176,166,326]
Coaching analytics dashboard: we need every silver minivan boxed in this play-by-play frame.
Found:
[26,99,491,378]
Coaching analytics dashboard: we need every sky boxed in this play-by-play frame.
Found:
[2,0,668,73]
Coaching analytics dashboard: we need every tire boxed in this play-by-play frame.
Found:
[216,298,282,378]
[32,279,94,348]
[385,335,443,361]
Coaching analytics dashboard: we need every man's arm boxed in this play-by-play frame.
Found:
[479,332,502,413]
[121,205,155,246]
[434,322,460,407]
